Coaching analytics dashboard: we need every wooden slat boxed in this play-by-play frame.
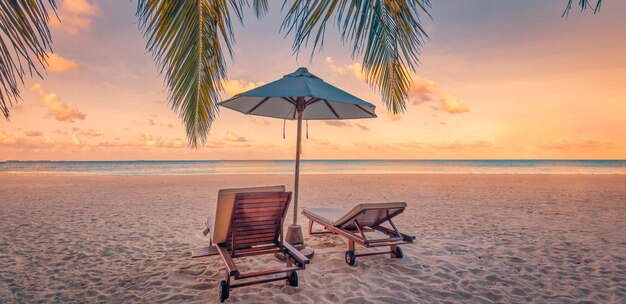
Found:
[234,211,284,219]
[234,217,281,224]
[236,266,300,280]
[235,233,276,243]
[235,229,278,239]
[234,223,278,232]
[235,239,276,247]
[191,245,219,258]
[234,206,284,214]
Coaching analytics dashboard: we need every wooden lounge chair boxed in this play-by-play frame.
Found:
[192,186,309,302]
[302,202,415,266]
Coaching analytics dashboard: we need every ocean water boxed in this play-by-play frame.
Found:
[0,160,624,175]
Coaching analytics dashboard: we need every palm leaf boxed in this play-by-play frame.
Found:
[137,0,247,148]
[563,0,602,17]
[282,0,431,114]
[0,0,57,119]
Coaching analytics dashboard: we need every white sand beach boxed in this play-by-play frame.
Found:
[0,174,624,303]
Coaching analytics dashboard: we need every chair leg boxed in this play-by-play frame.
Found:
[390,244,397,258]
[348,240,355,253]
[308,219,313,234]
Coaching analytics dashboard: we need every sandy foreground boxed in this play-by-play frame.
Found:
[0,174,624,303]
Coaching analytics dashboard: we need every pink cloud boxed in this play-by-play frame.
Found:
[31,84,86,122]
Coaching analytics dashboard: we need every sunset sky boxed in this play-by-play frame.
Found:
[0,0,624,161]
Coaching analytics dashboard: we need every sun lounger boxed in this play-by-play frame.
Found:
[192,186,309,302]
[302,202,414,266]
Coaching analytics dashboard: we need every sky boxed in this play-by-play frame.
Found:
[0,0,625,161]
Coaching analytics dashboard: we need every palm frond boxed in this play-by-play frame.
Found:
[282,0,431,114]
[136,0,248,148]
[252,0,269,17]
[0,0,57,119]
[563,0,602,17]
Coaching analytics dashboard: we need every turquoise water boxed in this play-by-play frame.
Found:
[0,160,624,175]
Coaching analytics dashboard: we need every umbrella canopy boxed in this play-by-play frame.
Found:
[218,67,377,229]
[220,67,376,120]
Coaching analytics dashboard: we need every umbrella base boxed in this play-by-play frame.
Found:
[285,224,304,246]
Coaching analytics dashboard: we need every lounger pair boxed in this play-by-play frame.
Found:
[191,186,309,302]
[303,202,415,266]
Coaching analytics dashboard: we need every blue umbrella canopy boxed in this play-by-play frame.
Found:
[219,67,376,120]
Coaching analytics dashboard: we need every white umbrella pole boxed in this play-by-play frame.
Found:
[293,106,303,226]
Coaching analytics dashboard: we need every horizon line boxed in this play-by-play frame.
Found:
[2,159,625,163]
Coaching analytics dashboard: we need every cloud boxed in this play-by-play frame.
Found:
[25,131,43,137]
[0,131,55,149]
[355,123,370,131]
[222,79,266,97]
[355,140,493,151]
[71,128,102,137]
[325,121,352,128]
[439,95,470,114]
[138,133,187,148]
[325,58,469,115]
[224,131,247,142]
[51,0,100,35]
[324,121,370,131]
[47,54,79,72]
[536,139,615,150]
[70,134,81,145]
[249,117,271,126]
[325,57,366,81]
[31,84,86,122]
[312,138,340,149]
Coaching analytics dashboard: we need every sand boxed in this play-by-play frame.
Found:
[0,173,624,303]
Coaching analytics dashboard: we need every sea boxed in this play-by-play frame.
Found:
[0,160,624,175]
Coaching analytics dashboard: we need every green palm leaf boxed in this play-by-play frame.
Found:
[282,0,431,114]
[136,0,242,147]
[563,0,602,17]
[0,0,57,119]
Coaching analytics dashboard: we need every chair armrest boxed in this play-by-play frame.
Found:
[282,242,310,265]
[217,245,240,277]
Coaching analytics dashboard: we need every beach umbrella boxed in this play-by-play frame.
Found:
[218,67,376,243]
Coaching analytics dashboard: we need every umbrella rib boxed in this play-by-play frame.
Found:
[306,98,321,106]
[281,97,296,106]
[355,105,375,117]
[246,97,270,114]
[323,100,341,119]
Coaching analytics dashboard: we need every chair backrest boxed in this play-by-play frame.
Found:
[213,185,285,244]
[226,191,292,250]
[335,202,407,229]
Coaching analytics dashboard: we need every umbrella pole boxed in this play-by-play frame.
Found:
[293,106,303,225]
[285,99,306,249]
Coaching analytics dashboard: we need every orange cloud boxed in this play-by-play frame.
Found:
[25,131,43,137]
[249,117,271,126]
[0,131,55,149]
[72,128,102,137]
[51,0,100,35]
[324,121,369,131]
[325,121,352,128]
[47,54,79,72]
[325,58,469,114]
[439,95,470,114]
[224,131,247,142]
[536,139,615,150]
[31,84,86,122]
[222,79,266,97]
[138,133,186,148]
[325,57,366,81]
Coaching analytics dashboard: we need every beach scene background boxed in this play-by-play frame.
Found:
[1,0,625,303]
